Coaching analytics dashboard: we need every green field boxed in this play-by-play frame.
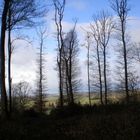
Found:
[26,92,140,110]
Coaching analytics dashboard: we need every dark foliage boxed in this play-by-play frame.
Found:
[1,103,140,140]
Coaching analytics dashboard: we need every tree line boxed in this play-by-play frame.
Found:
[0,0,140,118]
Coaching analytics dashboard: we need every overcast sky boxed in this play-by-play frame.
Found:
[4,0,140,94]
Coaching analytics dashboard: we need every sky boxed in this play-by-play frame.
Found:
[2,0,140,94]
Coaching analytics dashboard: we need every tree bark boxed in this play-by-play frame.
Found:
[121,20,129,102]
[57,54,64,107]
[103,47,108,105]
[96,42,103,105]
[8,6,12,114]
[69,49,74,104]
[87,37,91,106]
[0,0,10,117]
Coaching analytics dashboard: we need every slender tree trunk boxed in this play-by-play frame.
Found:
[8,24,12,113]
[87,40,91,106]
[60,32,64,107]
[96,43,103,105]
[0,0,10,117]
[121,21,129,103]
[53,0,65,107]
[39,42,43,113]
[8,7,12,114]
[110,0,130,103]
[69,55,74,104]
[36,28,47,113]
[58,52,64,107]
[103,47,108,105]
[66,76,70,104]
[65,60,70,104]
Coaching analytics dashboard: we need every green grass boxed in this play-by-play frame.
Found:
[25,92,140,110]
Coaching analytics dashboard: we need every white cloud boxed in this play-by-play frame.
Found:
[46,53,58,94]
[67,0,88,11]
[128,17,140,42]
[9,38,58,93]
[11,40,37,85]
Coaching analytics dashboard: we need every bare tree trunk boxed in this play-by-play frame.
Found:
[65,65,70,103]
[53,0,66,107]
[35,27,47,113]
[8,24,12,113]
[96,42,103,105]
[110,0,130,103]
[90,28,104,105]
[68,25,78,104]
[57,53,64,107]
[0,0,10,117]
[90,12,114,105]
[39,40,43,113]
[87,35,91,106]
[59,33,64,107]
[8,6,12,114]
[121,22,129,102]
[103,47,108,105]
[69,55,74,104]
[57,55,64,107]
[64,60,70,104]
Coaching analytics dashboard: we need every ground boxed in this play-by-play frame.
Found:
[0,102,140,140]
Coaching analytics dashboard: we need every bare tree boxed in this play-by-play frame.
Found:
[131,42,140,63]
[0,0,10,117]
[90,11,114,105]
[83,33,92,106]
[6,0,45,114]
[114,34,140,103]
[53,0,66,107]
[98,12,114,105]
[89,23,103,104]
[110,0,130,102]
[12,81,31,111]
[62,23,80,104]
[128,72,139,95]
[7,0,45,30]
[7,4,12,113]
[35,27,47,113]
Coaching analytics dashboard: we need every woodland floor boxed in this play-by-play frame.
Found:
[0,102,140,140]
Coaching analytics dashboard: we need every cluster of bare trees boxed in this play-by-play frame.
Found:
[53,0,80,106]
[89,11,115,105]
[62,25,80,105]
[0,0,140,118]
[83,0,140,105]
[0,0,46,117]
[7,0,42,114]
[53,0,66,107]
